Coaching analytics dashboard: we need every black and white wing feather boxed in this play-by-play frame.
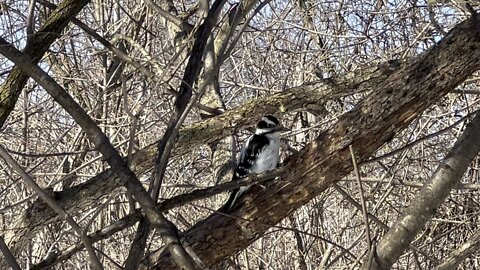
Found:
[221,134,270,212]
[234,134,270,178]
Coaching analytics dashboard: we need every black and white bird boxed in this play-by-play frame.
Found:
[221,115,287,212]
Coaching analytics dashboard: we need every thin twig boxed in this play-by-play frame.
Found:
[0,236,21,270]
[36,0,157,80]
[146,203,358,264]
[143,0,193,31]
[26,0,36,44]
[349,145,372,251]
[339,177,480,190]
[125,1,227,268]
[0,145,104,270]
[31,211,143,270]
[366,111,476,164]
[157,167,286,211]
[0,36,191,270]
[333,184,439,265]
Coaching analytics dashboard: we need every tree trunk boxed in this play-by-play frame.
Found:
[147,14,480,268]
[4,57,399,258]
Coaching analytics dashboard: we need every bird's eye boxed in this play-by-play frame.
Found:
[268,123,274,128]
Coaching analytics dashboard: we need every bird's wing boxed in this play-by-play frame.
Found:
[234,134,269,179]
[220,134,270,213]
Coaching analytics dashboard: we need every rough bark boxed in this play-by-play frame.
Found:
[146,14,480,268]
[0,0,90,127]
[125,1,227,268]
[3,56,399,260]
[362,111,480,269]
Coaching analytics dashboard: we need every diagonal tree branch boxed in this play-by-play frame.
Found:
[0,0,90,127]
[435,229,480,270]
[31,168,285,269]
[125,0,226,268]
[0,145,103,269]
[31,210,143,270]
[362,110,480,269]
[0,37,193,269]
[149,13,480,268]
[0,58,407,262]
[36,0,157,80]
[0,236,21,270]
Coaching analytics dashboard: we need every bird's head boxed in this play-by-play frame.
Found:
[255,115,288,135]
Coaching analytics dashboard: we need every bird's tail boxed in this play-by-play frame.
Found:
[218,186,250,213]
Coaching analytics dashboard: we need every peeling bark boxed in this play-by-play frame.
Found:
[3,56,399,261]
[147,14,480,268]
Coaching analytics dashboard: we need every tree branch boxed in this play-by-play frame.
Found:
[435,230,480,270]
[125,1,226,268]
[362,109,480,269]
[0,0,90,126]
[0,55,415,265]
[0,37,192,270]
[31,168,284,269]
[31,210,142,270]
[0,145,103,269]
[150,14,480,268]
[0,236,21,270]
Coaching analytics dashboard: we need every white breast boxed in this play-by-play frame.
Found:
[251,137,280,174]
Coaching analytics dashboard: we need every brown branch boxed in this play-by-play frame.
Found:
[31,210,142,269]
[157,169,285,212]
[150,14,480,268]
[0,145,103,269]
[362,111,480,269]
[37,0,157,78]
[339,177,480,190]
[366,111,475,164]
[26,0,36,44]
[0,236,21,270]
[288,216,308,270]
[125,1,226,268]
[0,56,421,266]
[332,184,438,265]
[143,0,193,32]
[0,0,90,127]
[31,168,285,269]
[350,145,372,252]
[0,37,192,270]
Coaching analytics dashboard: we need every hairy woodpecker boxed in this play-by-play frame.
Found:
[220,115,287,212]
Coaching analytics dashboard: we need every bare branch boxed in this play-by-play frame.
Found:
[362,110,480,269]
[26,0,36,44]
[435,230,480,270]
[125,1,227,268]
[0,145,103,270]
[0,0,90,126]
[0,37,192,270]
[349,145,372,252]
[152,14,480,268]
[31,211,142,270]
[0,236,21,270]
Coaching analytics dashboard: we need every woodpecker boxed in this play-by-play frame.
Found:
[220,115,287,212]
